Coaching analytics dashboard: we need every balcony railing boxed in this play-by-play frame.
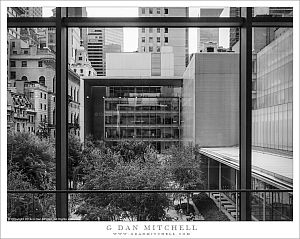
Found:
[7,189,292,221]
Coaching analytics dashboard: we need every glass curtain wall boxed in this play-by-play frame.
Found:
[6,6,293,222]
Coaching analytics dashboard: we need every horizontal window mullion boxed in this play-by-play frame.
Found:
[62,17,244,28]
[7,17,56,28]
[7,17,292,28]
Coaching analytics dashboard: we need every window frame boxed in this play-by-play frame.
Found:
[7,7,293,221]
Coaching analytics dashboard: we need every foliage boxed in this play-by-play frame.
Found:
[111,140,149,162]
[7,132,56,219]
[164,144,205,190]
[75,141,171,221]
[192,193,230,221]
[68,134,83,188]
[7,131,55,190]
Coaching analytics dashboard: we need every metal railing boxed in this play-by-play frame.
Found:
[7,189,293,221]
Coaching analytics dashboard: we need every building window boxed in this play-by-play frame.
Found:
[40,103,43,109]
[164,37,169,43]
[44,94,47,99]
[24,50,29,54]
[142,37,145,43]
[21,61,27,67]
[80,69,83,73]
[44,105,47,110]
[21,76,27,81]
[142,46,145,52]
[16,123,20,132]
[157,28,160,33]
[141,8,145,14]
[149,46,153,52]
[149,37,153,43]
[157,46,161,52]
[165,28,168,33]
[40,92,43,98]
[74,69,76,73]
[12,51,17,54]
[149,8,153,14]
[149,28,153,34]
[11,41,15,48]
[39,76,45,86]
[79,57,82,61]
[10,71,16,79]
[141,28,145,33]
[157,8,161,14]
[10,61,15,67]
[164,8,168,14]
[157,37,160,43]
[38,61,43,67]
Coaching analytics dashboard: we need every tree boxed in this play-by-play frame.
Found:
[7,131,55,190]
[164,144,205,212]
[7,132,56,219]
[75,141,171,221]
[68,134,83,189]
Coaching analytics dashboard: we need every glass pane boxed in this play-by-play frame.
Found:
[251,27,293,220]
[7,27,56,220]
[253,7,293,17]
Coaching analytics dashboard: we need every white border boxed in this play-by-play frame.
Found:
[1,1,299,238]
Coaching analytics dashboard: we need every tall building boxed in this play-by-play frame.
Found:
[229,7,293,50]
[67,7,88,52]
[252,28,293,152]
[138,7,189,77]
[51,7,87,64]
[229,7,240,50]
[87,28,123,76]
[197,8,223,52]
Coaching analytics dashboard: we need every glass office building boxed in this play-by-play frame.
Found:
[253,28,293,152]
[102,86,181,151]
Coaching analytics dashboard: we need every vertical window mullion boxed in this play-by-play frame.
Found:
[239,7,253,221]
[55,7,68,219]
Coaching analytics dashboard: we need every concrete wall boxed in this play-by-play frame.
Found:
[182,53,239,147]
[106,49,174,77]
[106,53,151,77]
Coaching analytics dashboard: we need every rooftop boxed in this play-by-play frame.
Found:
[200,147,293,190]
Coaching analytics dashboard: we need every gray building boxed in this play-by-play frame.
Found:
[88,28,123,76]
[197,8,223,52]
[138,7,189,77]
[252,28,293,152]
[182,52,239,147]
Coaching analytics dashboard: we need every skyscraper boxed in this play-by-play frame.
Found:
[138,7,189,77]
[87,28,123,76]
[197,8,223,52]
